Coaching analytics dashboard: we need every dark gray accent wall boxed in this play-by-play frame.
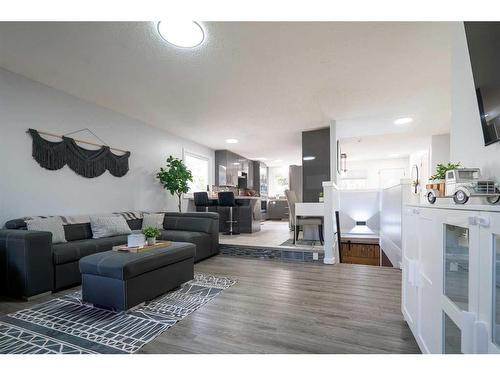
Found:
[302,127,330,202]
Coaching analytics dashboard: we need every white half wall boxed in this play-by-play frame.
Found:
[380,182,412,268]
[0,68,215,226]
[430,133,450,172]
[338,190,380,235]
[450,23,500,179]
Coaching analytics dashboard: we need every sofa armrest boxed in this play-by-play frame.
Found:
[163,212,219,235]
[0,229,54,298]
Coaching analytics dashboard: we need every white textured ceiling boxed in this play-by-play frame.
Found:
[0,22,452,165]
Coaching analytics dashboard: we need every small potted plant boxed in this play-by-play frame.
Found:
[142,227,161,246]
[429,162,461,183]
[319,192,324,202]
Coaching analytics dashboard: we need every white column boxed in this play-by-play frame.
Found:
[329,120,338,184]
[323,180,339,264]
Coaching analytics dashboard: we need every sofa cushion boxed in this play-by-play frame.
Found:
[4,218,27,230]
[127,218,143,231]
[163,212,218,234]
[26,217,66,244]
[142,213,164,229]
[90,216,132,239]
[64,222,93,242]
[53,235,128,265]
[79,242,195,280]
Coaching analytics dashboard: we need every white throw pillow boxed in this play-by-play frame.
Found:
[142,213,165,230]
[26,216,67,244]
[90,216,132,239]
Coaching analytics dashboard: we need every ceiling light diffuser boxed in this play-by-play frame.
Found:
[303,156,316,161]
[157,21,204,48]
[394,117,413,125]
[225,138,239,144]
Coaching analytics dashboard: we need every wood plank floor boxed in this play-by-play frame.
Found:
[0,256,420,354]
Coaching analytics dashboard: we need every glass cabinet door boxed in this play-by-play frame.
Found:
[444,224,469,311]
[443,312,462,354]
[493,235,500,347]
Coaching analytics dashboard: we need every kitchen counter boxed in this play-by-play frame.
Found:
[185,195,261,200]
[185,196,262,233]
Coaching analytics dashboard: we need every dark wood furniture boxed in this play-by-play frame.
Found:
[340,237,380,266]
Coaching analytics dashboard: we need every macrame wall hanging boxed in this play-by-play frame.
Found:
[28,128,131,178]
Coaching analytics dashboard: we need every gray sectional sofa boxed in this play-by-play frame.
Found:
[0,211,219,299]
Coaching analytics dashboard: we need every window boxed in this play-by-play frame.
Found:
[268,166,289,198]
[184,152,210,194]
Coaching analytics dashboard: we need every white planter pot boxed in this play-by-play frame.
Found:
[147,237,156,246]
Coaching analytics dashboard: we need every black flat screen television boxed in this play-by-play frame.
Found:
[464,22,500,146]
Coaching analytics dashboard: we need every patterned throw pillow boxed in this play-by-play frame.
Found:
[141,213,165,230]
[90,216,132,239]
[26,216,67,244]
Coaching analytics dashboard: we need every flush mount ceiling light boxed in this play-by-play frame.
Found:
[157,21,204,48]
[225,138,239,144]
[303,156,316,161]
[394,117,413,125]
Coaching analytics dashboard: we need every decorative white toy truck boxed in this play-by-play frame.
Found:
[426,168,500,205]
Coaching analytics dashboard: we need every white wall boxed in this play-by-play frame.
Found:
[450,23,500,179]
[339,157,409,190]
[430,133,451,172]
[0,68,215,226]
[338,190,380,235]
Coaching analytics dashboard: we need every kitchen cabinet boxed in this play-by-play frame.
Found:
[402,204,500,354]
[215,150,255,189]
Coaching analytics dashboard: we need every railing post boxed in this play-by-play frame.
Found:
[322,181,339,264]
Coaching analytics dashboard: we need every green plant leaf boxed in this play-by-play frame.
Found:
[429,162,461,180]
[156,155,193,212]
[142,226,161,238]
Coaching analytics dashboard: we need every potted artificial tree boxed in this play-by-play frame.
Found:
[156,155,193,213]
[142,227,161,246]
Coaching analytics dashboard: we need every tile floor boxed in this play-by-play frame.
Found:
[219,220,324,251]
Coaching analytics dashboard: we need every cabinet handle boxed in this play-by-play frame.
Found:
[477,216,490,228]
[468,216,478,226]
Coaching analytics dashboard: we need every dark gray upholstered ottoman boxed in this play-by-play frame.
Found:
[79,242,195,311]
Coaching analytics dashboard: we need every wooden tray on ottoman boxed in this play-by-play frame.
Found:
[112,241,171,253]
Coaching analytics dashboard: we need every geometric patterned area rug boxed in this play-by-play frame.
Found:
[0,273,236,354]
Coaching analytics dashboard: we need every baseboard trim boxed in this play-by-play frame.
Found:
[23,291,52,301]
[379,233,402,269]
[323,257,336,264]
